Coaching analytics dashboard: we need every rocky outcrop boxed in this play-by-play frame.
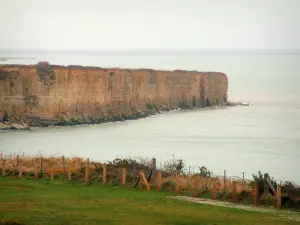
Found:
[0,64,228,127]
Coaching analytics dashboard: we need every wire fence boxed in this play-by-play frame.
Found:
[1,154,299,210]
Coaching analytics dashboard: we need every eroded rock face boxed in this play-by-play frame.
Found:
[0,64,228,126]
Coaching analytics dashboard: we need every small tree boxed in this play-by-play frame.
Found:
[198,166,212,177]
[160,158,186,174]
[251,171,277,197]
[175,159,185,174]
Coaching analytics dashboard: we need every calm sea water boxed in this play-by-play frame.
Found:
[0,51,299,183]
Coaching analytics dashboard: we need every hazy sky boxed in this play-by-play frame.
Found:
[1,0,299,51]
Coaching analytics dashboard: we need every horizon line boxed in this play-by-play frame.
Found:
[1,48,299,55]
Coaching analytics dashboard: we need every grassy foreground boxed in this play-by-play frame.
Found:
[0,177,298,225]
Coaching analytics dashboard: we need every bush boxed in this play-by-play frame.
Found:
[217,191,232,200]
[150,184,158,190]
[197,166,212,177]
[160,158,185,174]
[281,195,300,211]
[260,194,276,206]
[36,61,55,86]
[251,171,277,197]
[161,181,176,192]
[23,171,35,177]
[6,170,18,176]
[106,157,152,171]
[126,174,138,185]
[236,190,252,202]
[110,179,122,186]
[282,181,300,197]
[36,61,51,74]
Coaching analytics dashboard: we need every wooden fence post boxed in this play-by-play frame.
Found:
[50,161,54,180]
[151,158,157,183]
[253,183,259,206]
[242,172,245,191]
[193,175,199,197]
[84,165,89,184]
[63,156,66,176]
[2,160,6,177]
[139,170,151,190]
[232,181,237,202]
[223,170,226,191]
[276,185,281,209]
[40,157,43,173]
[34,163,38,179]
[86,158,90,179]
[176,175,180,194]
[84,164,89,184]
[102,164,107,184]
[157,171,162,191]
[140,170,143,190]
[68,163,72,181]
[18,161,23,178]
[16,155,19,169]
[121,168,126,187]
[212,179,217,200]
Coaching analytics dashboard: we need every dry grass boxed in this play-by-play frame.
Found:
[163,174,252,193]
[1,155,252,196]
[1,155,98,176]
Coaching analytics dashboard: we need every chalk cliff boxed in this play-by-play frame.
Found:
[0,63,228,126]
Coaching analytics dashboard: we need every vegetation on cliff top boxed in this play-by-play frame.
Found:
[36,61,55,86]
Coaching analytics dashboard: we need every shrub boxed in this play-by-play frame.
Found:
[197,166,212,177]
[281,195,300,211]
[161,181,176,192]
[160,158,185,174]
[251,171,277,197]
[217,191,232,200]
[125,174,138,185]
[236,190,252,202]
[36,61,55,86]
[106,157,152,170]
[110,178,121,186]
[36,61,51,74]
[282,181,300,197]
[260,194,276,206]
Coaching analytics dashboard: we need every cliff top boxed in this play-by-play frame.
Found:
[0,64,227,77]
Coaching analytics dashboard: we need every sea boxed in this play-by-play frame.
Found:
[0,51,299,183]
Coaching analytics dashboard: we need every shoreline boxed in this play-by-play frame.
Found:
[0,101,249,131]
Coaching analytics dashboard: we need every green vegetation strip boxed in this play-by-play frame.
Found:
[0,177,299,225]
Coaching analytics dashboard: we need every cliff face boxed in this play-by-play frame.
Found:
[0,64,228,126]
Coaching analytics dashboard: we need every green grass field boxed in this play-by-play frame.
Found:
[0,177,299,225]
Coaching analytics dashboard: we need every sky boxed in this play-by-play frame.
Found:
[0,0,299,51]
